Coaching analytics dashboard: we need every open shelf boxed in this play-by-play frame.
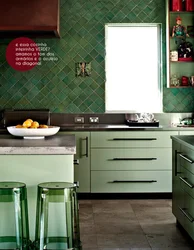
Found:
[167,0,194,87]
[170,86,194,88]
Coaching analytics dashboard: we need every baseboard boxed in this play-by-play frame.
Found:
[77,192,172,199]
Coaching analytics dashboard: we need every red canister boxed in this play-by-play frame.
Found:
[181,76,189,86]
[185,0,194,11]
[172,0,183,11]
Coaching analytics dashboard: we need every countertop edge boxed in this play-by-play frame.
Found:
[0,134,76,155]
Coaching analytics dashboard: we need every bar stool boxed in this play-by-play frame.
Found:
[0,182,31,250]
[34,182,81,250]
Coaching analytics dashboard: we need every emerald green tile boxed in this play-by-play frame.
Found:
[0,0,189,113]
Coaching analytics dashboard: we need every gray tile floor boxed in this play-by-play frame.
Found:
[79,199,194,250]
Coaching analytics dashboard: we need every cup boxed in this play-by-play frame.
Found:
[190,76,194,86]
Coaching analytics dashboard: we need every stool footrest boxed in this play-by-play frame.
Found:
[33,236,82,250]
[0,236,32,250]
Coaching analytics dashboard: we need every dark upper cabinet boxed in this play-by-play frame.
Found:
[0,0,60,38]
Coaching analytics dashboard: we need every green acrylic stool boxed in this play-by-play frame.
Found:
[0,182,31,250]
[34,182,82,250]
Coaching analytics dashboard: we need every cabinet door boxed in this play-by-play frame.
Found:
[59,132,90,193]
[91,131,178,148]
[91,170,171,193]
[172,140,185,226]
[91,148,172,171]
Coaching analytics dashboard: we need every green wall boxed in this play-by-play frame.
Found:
[0,0,193,113]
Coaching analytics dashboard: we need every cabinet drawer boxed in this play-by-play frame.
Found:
[91,170,172,193]
[179,146,194,175]
[91,148,172,171]
[179,192,194,241]
[180,167,194,199]
[91,131,178,148]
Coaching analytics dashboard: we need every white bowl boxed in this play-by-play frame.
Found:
[7,126,60,139]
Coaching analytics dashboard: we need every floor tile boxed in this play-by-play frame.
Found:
[79,199,194,249]
[146,234,192,248]
[93,212,138,224]
[93,201,133,213]
[80,222,96,235]
[80,234,98,248]
[97,234,150,248]
[95,222,144,234]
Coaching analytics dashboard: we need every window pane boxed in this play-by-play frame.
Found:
[105,24,162,113]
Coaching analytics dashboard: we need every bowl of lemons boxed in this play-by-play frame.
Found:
[7,119,60,139]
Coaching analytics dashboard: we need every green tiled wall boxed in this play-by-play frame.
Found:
[0,0,193,112]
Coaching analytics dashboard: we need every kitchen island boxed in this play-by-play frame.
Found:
[171,135,194,241]
[0,134,76,241]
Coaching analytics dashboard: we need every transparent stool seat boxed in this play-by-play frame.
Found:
[0,182,31,250]
[34,182,82,250]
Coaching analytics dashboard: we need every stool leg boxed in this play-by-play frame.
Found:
[39,188,49,250]
[73,190,81,247]
[22,188,30,245]
[64,189,73,248]
[13,188,23,250]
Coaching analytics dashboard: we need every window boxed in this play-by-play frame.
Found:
[105,23,163,113]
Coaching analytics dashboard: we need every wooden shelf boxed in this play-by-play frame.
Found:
[170,85,194,88]
[167,1,194,87]
[170,36,194,38]
[170,11,194,13]
[170,60,194,63]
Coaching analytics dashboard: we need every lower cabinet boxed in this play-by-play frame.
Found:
[91,131,178,193]
[59,132,90,193]
[58,130,179,194]
[172,138,194,240]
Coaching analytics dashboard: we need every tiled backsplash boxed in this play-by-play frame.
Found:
[0,0,194,113]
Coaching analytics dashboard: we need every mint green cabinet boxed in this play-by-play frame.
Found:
[91,170,171,193]
[0,155,73,240]
[179,131,194,135]
[59,132,90,193]
[91,131,178,193]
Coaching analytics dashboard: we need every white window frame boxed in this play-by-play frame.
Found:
[105,23,163,113]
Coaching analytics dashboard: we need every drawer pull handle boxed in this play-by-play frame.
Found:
[179,153,194,164]
[179,207,194,222]
[108,180,157,183]
[112,138,157,141]
[112,158,157,161]
[81,137,89,158]
[175,150,182,176]
[179,177,194,188]
[74,159,79,165]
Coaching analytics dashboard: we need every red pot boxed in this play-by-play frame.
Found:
[172,0,183,11]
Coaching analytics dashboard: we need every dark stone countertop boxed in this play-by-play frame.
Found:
[171,135,194,150]
[1,124,194,134]
[54,124,194,131]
